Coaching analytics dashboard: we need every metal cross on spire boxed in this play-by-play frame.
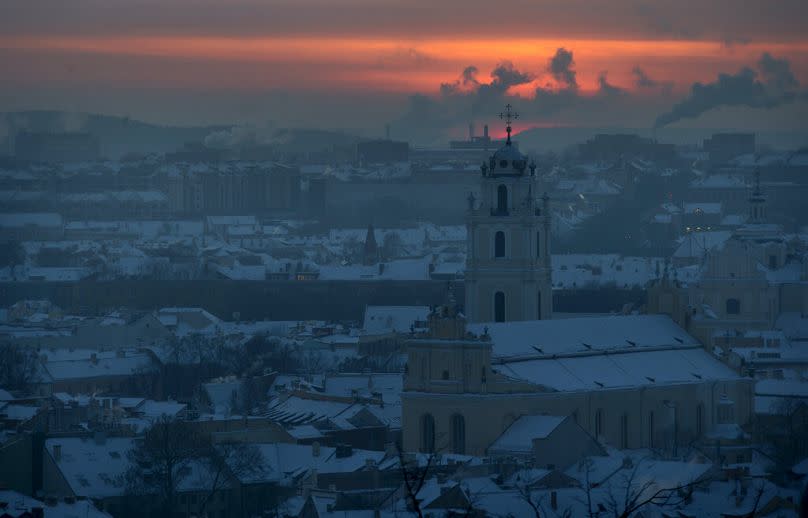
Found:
[499,104,518,145]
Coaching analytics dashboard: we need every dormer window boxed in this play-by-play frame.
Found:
[499,160,508,168]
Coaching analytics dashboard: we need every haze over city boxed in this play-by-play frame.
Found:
[0,2,807,518]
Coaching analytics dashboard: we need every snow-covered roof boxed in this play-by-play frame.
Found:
[776,312,808,341]
[45,437,133,498]
[498,347,739,392]
[672,231,732,258]
[0,490,112,518]
[469,315,697,359]
[42,351,154,381]
[467,316,738,392]
[233,443,386,485]
[488,415,567,455]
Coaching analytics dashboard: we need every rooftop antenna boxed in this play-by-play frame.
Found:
[499,104,518,146]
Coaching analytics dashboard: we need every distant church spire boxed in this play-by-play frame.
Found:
[748,167,767,223]
[363,224,378,265]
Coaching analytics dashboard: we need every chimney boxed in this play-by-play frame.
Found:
[52,444,62,462]
[312,441,321,457]
[483,124,489,139]
[469,123,475,140]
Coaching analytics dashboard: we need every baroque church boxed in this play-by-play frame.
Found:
[401,106,754,459]
[648,169,808,346]
[464,105,552,322]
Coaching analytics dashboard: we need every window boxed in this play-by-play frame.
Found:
[536,231,541,258]
[696,404,704,436]
[769,255,778,270]
[451,414,466,454]
[594,409,603,437]
[494,291,506,323]
[494,231,506,258]
[620,414,628,449]
[648,412,655,448]
[726,298,741,315]
[421,414,435,453]
[497,184,508,213]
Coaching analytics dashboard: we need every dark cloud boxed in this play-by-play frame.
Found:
[396,48,634,137]
[758,52,798,92]
[654,53,807,128]
[548,48,578,89]
[597,72,624,97]
[632,66,673,95]
[440,66,479,96]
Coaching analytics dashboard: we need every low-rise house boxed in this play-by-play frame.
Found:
[38,349,158,396]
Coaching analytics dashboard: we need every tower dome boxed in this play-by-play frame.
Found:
[482,104,530,176]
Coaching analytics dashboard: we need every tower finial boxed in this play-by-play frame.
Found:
[499,103,518,146]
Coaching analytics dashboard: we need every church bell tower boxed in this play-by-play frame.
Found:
[464,105,552,323]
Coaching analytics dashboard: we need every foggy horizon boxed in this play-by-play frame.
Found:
[1,2,807,518]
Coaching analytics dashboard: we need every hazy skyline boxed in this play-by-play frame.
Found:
[2,0,808,140]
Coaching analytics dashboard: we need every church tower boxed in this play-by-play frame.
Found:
[747,168,767,224]
[464,105,552,323]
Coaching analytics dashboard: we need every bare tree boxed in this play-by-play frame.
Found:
[599,458,707,518]
[397,447,437,518]
[197,441,265,518]
[125,415,206,515]
[0,342,39,392]
[512,481,573,518]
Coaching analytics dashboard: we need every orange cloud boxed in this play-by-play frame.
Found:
[2,35,808,95]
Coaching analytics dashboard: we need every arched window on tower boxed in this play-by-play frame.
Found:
[494,291,505,322]
[421,413,435,453]
[497,184,508,214]
[494,231,505,258]
[451,414,466,454]
[726,298,741,315]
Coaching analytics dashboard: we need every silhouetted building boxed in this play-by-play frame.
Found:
[450,124,507,150]
[14,132,100,163]
[703,133,755,163]
[362,224,379,265]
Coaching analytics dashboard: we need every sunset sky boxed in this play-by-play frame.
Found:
[1,0,807,140]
